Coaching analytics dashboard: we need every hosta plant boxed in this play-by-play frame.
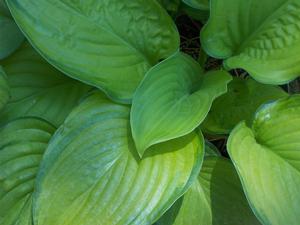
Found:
[0,0,299,225]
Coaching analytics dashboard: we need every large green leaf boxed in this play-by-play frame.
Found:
[0,66,9,111]
[0,1,24,60]
[228,95,300,225]
[0,118,55,225]
[131,52,231,156]
[7,0,179,103]
[202,77,288,135]
[201,0,300,84]
[33,91,204,225]
[0,42,90,127]
[155,155,260,225]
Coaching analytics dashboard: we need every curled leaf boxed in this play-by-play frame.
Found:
[228,95,300,224]
[131,52,231,156]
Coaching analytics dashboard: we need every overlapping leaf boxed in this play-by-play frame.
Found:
[0,67,9,111]
[0,118,55,225]
[131,52,231,156]
[201,0,300,84]
[0,0,24,60]
[204,141,220,157]
[33,91,204,225]
[155,151,259,225]
[7,0,179,103]
[0,42,90,127]
[202,77,288,135]
[228,95,300,225]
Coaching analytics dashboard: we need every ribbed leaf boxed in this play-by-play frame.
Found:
[155,155,260,225]
[204,141,220,157]
[0,1,24,59]
[7,0,179,103]
[0,42,90,127]
[33,91,204,225]
[201,0,300,84]
[0,118,55,225]
[228,95,300,225]
[0,66,9,111]
[131,52,231,156]
[202,77,288,135]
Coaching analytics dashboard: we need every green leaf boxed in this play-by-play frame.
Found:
[205,141,220,157]
[158,0,180,12]
[228,95,300,225]
[7,0,179,103]
[201,0,300,84]
[0,67,10,111]
[0,118,55,225]
[202,77,288,135]
[0,42,90,127]
[179,3,209,22]
[155,156,260,225]
[33,91,204,225]
[182,0,209,10]
[0,2,24,60]
[131,52,231,157]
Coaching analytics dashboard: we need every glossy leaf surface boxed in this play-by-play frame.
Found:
[0,67,9,111]
[228,95,300,225]
[202,77,288,135]
[0,1,24,59]
[156,155,260,225]
[33,92,204,225]
[201,0,300,84]
[0,118,55,225]
[131,52,231,156]
[0,42,90,127]
[7,0,179,103]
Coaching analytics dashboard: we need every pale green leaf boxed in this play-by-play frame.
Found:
[0,118,55,225]
[0,2,24,60]
[33,91,204,225]
[0,42,91,127]
[155,156,260,225]
[201,0,300,84]
[131,52,231,156]
[202,77,288,135]
[7,0,179,103]
[228,95,300,225]
[0,66,10,111]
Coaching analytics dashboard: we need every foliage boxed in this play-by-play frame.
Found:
[0,0,299,224]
